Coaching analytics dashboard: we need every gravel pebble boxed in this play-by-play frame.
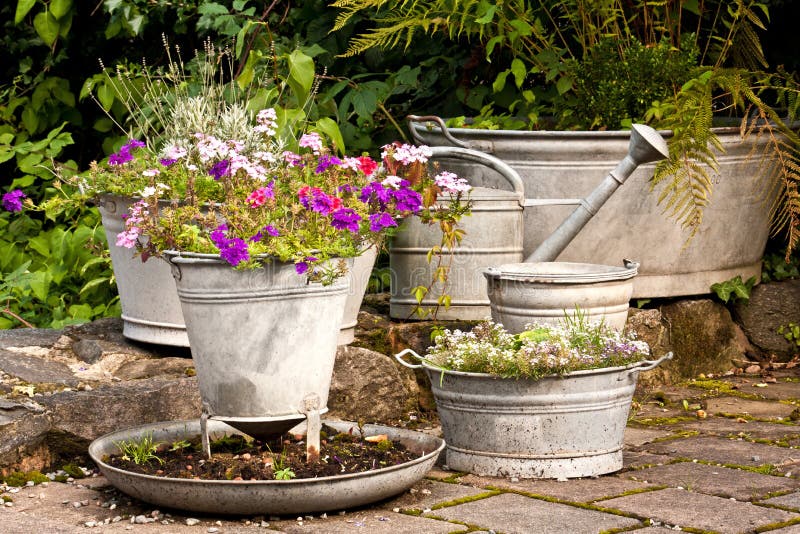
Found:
[186,518,201,526]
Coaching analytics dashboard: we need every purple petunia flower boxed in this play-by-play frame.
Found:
[392,187,423,213]
[210,224,249,267]
[315,154,342,174]
[309,190,336,215]
[294,256,319,275]
[369,212,397,232]
[249,224,280,243]
[108,150,133,165]
[2,189,26,212]
[123,139,146,151]
[359,181,392,208]
[330,208,362,233]
[208,159,231,180]
[160,158,177,167]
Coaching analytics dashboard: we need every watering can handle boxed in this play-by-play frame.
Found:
[394,348,424,369]
[407,115,469,148]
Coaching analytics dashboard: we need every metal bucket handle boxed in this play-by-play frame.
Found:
[394,348,424,369]
[619,351,673,381]
[406,116,526,206]
[407,115,468,148]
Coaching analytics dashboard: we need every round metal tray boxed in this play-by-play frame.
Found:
[89,419,444,515]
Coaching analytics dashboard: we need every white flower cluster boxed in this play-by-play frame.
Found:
[425,318,650,379]
[384,144,433,165]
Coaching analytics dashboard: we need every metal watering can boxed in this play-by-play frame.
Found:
[406,115,669,330]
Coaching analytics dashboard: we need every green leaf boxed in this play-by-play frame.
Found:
[287,49,315,103]
[68,303,94,320]
[232,0,248,10]
[313,117,346,154]
[412,285,427,304]
[236,51,256,90]
[80,257,108,274]
[79,277,111,296]
[50,0,72,19]
[492,70,509,94]
[510,58,526,89]
[97,83,115,111]
[21,106,39,134]
[33,11,60,46]
[474,4,496,24]
[556,75,573,95]
[15,0,36,24]
[197,2,229,15]
[28,271,52,302]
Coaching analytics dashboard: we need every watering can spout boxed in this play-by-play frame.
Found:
[524,124,669,263]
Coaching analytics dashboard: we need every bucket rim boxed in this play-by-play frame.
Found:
[484,261,638,283]
[419,358,653,380]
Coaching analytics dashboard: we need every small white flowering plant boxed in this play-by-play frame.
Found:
[423,310,651,380]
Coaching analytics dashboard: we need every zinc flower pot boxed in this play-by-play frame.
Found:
[410,122,773,298]
[96,194,189,346]
[396,351,671,479]
[338,245,379,345]
[166,252,349,439]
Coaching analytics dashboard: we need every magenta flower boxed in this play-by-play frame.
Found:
[108,139,145,166]
[208,159,231,180]
[331,208,362,233]
[359,181,392,208]
[160,158,177,167]
[295,256,319,275]
[246,184,274,207]
[369,212,397,232]
[315,154,342,174]
[2,190,26,212]
[210,224,250,267]
[392,187,423,212]
[250,225,280,242]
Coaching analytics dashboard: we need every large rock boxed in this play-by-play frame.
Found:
[0,320,198,473]
[328,346,418,423]
[734,279,800,360]
[0,399,51,477]
[627,301,751,386]
[37,377,201,441]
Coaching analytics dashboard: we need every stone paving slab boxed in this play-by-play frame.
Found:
[641,435,800,469]
[380,479,492,511]
[458,473,660,503]
[277,512,468,533]
[676,417,800,441]
[425,492,641,534]
[623,460,800,500]
[770,525,800,533]
[764,492,800,510]
[735,380,800,401]
[624,427,674,447]
[622,450,673,469]
[706,397,798,419]
[600,487,799,533]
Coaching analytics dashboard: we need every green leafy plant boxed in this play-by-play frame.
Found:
[169,439,193,452]
[710,275,757,304]
[778,322,800,348]
[762,251,800,282]
[271,448,296,480]
[113,432,164,466]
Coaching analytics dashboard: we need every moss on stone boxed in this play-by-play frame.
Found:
[1,470,49,487]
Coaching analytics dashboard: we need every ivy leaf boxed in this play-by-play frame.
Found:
[33,11,60,46]
[15,0,36,24]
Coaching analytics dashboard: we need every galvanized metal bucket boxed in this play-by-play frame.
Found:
[410,119,772,298]
[338,245,378,345]
[396,350,671,479]
[166,252,349,438]
[389,146,525,320]
[96,194,189,347]
[89,419,444,515]
[484,261,638,332]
